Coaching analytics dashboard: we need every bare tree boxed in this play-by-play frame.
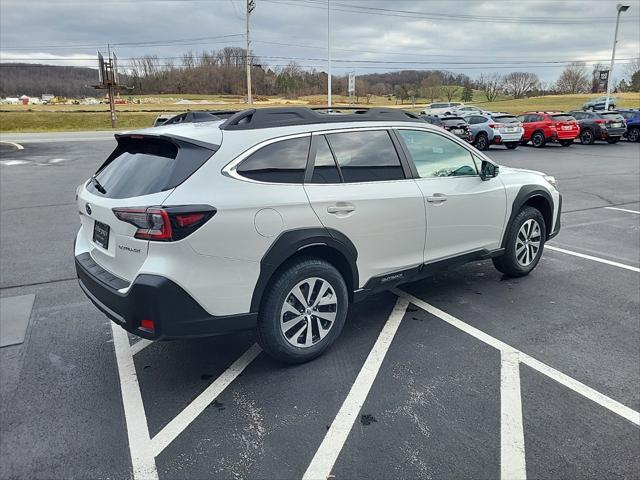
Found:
[420,73,442,102]
[624,58,640,91]
[441,84,459,102]
[502,72,539,99]
[555,62,590,94]
[478,73,503,102]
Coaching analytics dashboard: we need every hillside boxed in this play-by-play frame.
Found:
[0,63,100,98]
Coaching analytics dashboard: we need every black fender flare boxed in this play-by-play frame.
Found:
[249,228,359,312]
[501,185,554,248]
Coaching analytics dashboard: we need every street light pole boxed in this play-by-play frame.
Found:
[605,4,630,110]
[327,0,332,107]
[246,0,255,105]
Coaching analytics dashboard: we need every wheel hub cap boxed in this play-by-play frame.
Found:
[280,277,337,348]
[515,219,541,267]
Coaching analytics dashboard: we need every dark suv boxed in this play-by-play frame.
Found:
[419,115,472,142]
[618,109,640,143]
[569,110,627,144]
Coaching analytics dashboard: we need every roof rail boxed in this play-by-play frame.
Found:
[219,106,423,130]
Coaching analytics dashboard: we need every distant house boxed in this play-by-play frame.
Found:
[41,94,54,103]
[19,95,29,105]
[2,97,20,104]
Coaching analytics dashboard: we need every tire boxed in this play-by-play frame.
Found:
[608,104,614,111]
[531,131,546,148]
[256,257,349,364]
[606,137,620,144]
[493,206,547,277]
[580,129,595,145]
[559,139,573,147]
[475,133,490,151]
[587,106,595,112]
[505,142,518,150]
[627,127,640,143]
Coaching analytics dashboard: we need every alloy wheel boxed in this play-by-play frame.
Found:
[628,129,639,142]
[280,277,337,348]
[515,219,542,267]
[581,130,593,144]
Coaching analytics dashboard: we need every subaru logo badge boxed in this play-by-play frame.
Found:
[85,204,92,215]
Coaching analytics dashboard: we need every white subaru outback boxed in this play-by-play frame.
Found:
[75,107,561,363]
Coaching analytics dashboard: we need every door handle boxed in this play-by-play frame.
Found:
[327,204,356,214]
[426,194,448,203]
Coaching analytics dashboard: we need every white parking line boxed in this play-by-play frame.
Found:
[546,245,640,273]
[393,289,640,427]
[130,339,153,356]
[150,343,262,456]
[111,323,159,480]
[501,351,526,480]
[604,206,640,215]
[302,297,410,480]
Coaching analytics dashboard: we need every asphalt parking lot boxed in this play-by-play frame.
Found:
[0,132,638,480]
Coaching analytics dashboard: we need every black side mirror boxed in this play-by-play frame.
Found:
[480,160,499,180]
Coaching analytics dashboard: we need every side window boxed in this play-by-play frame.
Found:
[517,115,526,123]
[398,129,478,178]
[237,136,310,183]
[309,136,341,184]
[535,115,545,122]
[326,130,405,183]
[468,116,483,125]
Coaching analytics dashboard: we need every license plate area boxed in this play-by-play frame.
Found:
[93,220,110,250]
[506,127,516,132]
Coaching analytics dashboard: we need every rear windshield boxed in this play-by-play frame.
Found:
[550,114,575,121]
[430,103,449,108]
[442,117,466,126]
[599,113,624,121]
[493,115,519,123]
[87,136,215,199]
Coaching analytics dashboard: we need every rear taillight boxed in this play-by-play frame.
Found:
[595,119,606,124]
[489,123,504,129]
[113,205,216,241]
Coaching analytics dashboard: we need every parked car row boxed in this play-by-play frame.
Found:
[419,108,639,150]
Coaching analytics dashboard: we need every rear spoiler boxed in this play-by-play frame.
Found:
[114,132,219,151]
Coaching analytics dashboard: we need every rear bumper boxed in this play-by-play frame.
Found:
[601,128,626,138]
[554,130,579,140]
[75,253,257,340]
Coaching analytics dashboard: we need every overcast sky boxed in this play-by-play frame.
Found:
[1,0,639,83]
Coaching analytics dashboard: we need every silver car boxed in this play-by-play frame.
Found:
[462,112,524,150]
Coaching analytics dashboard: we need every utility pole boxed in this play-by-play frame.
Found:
[605,4,630,110]
[94,46,127,128]
[327,0,332,107]
[246,0,255,105]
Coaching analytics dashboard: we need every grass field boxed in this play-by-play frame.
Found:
[1,92,638,133]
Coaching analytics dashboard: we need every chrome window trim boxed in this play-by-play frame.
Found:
[222,132,311,185]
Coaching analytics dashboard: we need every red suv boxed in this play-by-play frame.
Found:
[517,112,580,148]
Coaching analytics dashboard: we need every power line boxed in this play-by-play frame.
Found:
[268,0,640,25]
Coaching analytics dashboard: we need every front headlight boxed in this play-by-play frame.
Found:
[544,175,558,189]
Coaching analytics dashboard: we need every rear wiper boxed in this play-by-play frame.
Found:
[90,174,107,194]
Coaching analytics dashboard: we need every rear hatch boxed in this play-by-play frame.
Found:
[492,115,521,134]
[77,134,216,283]
[599,112,625,130]
[440,117,469,136]
[550,114,579,132]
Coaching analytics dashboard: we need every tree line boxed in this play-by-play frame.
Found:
[1,47,639,101]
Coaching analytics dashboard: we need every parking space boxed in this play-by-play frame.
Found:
[0,134,638,479]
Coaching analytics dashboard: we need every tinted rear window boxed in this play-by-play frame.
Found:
[600,113,624,121]
[493,115,519,123]
[327,130,404,183]
[442,117,466,126]
[88,137,213,199]
[550,114,575,121]
[237,136,310,183]
[431,103,449,108]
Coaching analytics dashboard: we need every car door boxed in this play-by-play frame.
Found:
[518,114,532,139]
[395,128,507,262]
[303,129,426,287]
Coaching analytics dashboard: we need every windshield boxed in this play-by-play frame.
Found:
[493,115,519,124]
[600,113,624,121]
[442,117,466,126]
